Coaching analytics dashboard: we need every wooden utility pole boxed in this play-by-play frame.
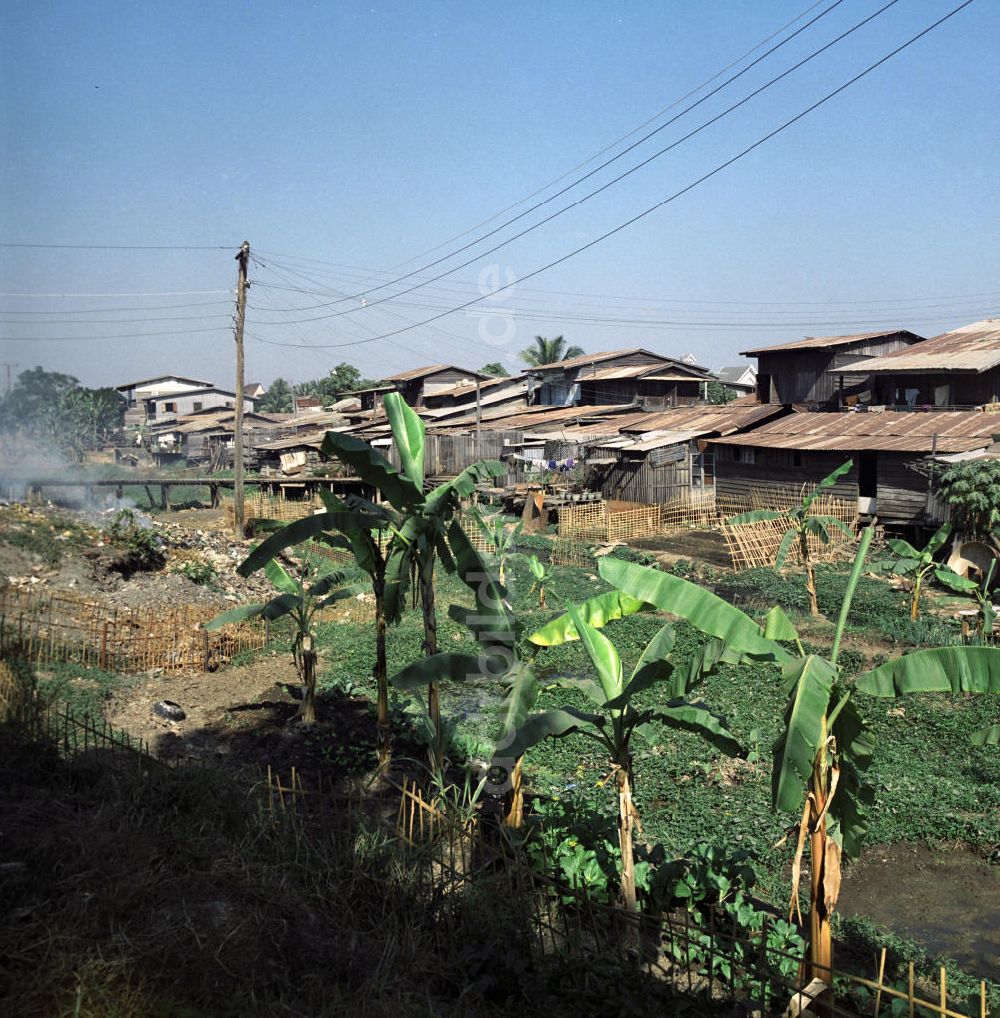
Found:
[232,241,250,535]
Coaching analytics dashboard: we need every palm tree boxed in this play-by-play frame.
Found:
[520,335,584,367]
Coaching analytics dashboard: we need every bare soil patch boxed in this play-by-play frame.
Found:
[106,652,384,779]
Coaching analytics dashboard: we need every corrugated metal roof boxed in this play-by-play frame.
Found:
[621,403,782,436]
[741,330,921,357]
[381,363,486,382]
[530,347,711,374]
[713,410,1000,453]
[845,319,1000,374]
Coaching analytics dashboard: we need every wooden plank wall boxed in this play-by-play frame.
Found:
[714,445,937,523]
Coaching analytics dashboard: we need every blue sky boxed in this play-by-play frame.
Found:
[2,0,998,389]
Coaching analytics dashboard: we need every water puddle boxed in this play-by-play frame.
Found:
[838,844,1000,980]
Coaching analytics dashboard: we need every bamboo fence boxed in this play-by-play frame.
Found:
[0,587,267,673]
[2,672,991,1018]
[268,773,994,1018]
[559,499,661,542]
[721,494,859,572]
[223,490,327,528]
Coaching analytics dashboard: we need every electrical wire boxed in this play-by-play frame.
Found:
[247,0,977,350]
[0,243,233,251]
[252,0,904,325]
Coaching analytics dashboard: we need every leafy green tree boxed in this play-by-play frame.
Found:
[706,380,738,404]
[258,377,294,413]
[519,335,584,367]
[727,461,855,616]
[292,363,374,406]
[938,459,1000,538]
[479,362,510,377]
[0,367,124,460]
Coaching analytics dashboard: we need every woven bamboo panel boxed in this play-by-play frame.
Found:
[558,500,609,541]
[549,537,595,569]
[224,491,325,527]
[0,587,267,673]
[722,495,858,571]
[559,500,660,542]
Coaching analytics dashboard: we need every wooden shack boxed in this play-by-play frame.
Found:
[585,402,785,504]
[743,330,924,407]
[530,348,715,408]
[847,319,1000,408]
[710,409,1000,525]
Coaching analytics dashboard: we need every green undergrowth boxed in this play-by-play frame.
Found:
[719,564,963,648]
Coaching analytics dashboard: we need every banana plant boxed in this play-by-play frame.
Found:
[527,554,554,608]
[768,527,1000,984]
[727,460,855,616]
[321,392,504,774]
[207,551,363,723]
[234,496,398,757]
[470,508,522,586]
[508,600,743,911]
[391,519,533,796]
[871,522,969,620]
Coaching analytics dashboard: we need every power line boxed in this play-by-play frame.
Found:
[249,0,977,350]
[253,0,903,326]
[248,269,1000,310]
[0,299,232,314]
[0,290,233,298]
[265,1,834,278]
[0,325,231,342]
[0,243,233,251]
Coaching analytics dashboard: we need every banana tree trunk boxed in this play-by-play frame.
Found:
[503,756,524,828]
[617,764,637,912]
[419,559,444,774]
[374,575,390,767]
[297,635,318,724]
[808,727,836,983]
[800,530,820,616]
[910,575,923,621]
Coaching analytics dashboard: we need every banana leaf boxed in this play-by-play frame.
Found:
[237,510,382,577]
[774,528,797,570]
[726,508,783,526]
[321,430,423,509]
[761,605,800,645]
[605,624,676,709]
[204,592,299,629]
[446,519,516,644]
[855,646,1000,696]
[496,660,540,740]
[933,568,979,594]
[827,693,875,858]
[391,653,486,690]
[598,557,790,662]
[772,655,837,814]
[383,392,426,491]
[505,706,607,759]
[802,459,853,511]
[568,604,623,705]
[264,558,299,595]
[527,589,648,646]
[649,701,742,758]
